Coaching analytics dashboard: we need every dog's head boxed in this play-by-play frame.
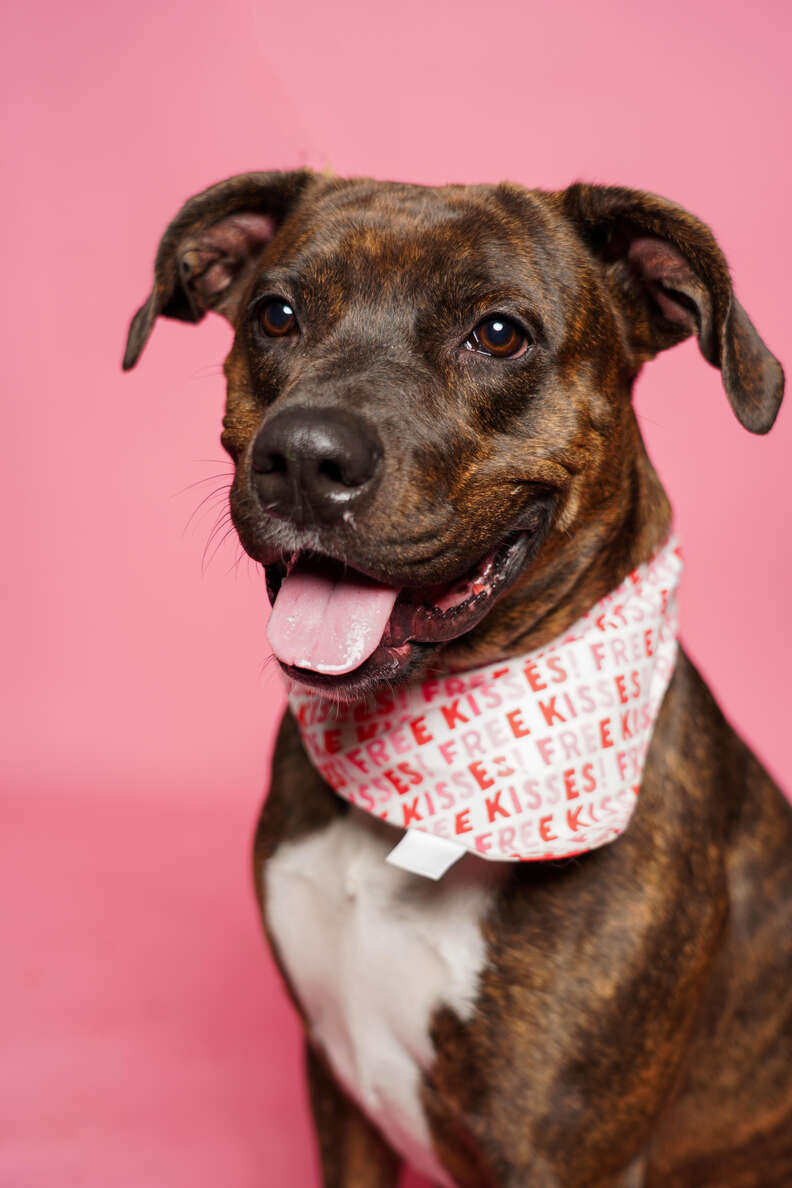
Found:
[125,172,783,700]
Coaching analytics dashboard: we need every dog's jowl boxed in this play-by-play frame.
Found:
[125,172,792,1187]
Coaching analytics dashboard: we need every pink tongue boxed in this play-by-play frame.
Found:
[266,564,401,675]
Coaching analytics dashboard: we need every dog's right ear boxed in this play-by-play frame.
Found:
[122,170,314,370]
[559,183,784,434]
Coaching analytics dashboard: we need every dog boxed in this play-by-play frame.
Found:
[124,171,792,1187]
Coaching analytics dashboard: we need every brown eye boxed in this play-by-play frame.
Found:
[258,298,298,337]
[466,315,528,358]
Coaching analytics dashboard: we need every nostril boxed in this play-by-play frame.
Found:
[253,451,288,476]
[318,458,354,487]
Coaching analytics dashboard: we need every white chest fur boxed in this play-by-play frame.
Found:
[265,808,502,1186]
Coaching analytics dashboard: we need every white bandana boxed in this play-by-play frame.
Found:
[287,537,682,879]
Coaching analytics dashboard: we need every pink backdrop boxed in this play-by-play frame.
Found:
[3,1,790,1184]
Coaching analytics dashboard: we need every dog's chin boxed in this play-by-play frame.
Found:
[264,502,551,703]
[277,641,425,703]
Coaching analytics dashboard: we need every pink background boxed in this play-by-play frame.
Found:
[3,1,790,1185]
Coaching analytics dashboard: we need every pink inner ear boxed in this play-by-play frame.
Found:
[202,212,275,260]
[181,212,276,310]
[627,235,698,328]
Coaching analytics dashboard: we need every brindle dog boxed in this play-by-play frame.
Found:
[124,172,792,1187]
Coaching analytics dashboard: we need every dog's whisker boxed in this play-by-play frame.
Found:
[201,510,234,573]
[258,653,281,679]
[183,486,233,536]
[634,412,667,430]
[202,523,238,574]
[189,363,226,380]
[171,472,234,499]
[224,543,248,577]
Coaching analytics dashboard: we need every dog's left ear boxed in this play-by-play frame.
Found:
[122,169,315,370]
[560,184,784,433]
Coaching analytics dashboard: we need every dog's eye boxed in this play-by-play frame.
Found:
[465,315,528,358]
[258,298,298,338]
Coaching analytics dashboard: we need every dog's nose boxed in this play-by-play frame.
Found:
[251,406,383,524]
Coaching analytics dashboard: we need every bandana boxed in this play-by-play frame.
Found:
[287,537,682,879]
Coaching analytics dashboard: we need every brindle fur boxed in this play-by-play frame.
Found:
[125,172,791,1186]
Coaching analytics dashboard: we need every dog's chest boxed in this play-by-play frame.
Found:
[265,809,501,1185]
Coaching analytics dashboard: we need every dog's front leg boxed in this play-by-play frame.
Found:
[256,714,401,1185]
[306,1042,402,1188]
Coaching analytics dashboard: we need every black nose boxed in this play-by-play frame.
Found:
[251,406,383,525]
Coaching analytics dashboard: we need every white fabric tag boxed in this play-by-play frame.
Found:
[386,831,467,880]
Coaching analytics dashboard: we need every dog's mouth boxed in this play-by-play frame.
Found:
[264,501,550,698]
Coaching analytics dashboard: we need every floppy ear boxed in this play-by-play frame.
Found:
[560,183,784,434]
[122,169,314,370]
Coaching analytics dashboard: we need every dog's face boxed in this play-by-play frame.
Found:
[125,172,783,700]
